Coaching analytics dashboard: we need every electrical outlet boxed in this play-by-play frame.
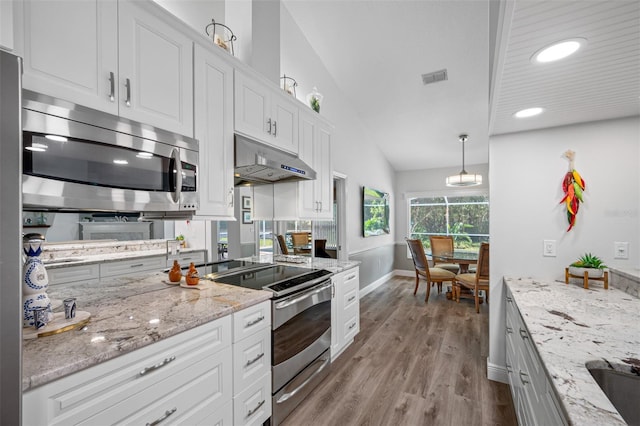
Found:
[543,240,556,257]
[614,242,629,259]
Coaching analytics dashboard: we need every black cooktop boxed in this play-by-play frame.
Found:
[213,265,333,297]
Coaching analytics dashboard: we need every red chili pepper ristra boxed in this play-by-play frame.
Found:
[560,164,586,232]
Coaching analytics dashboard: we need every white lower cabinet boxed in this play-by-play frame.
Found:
[23,316,233,426]
[331,267,360,360]
[505,286,567,426]
[99,255,167,278]
[232,300,272,426]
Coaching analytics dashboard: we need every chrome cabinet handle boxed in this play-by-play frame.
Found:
[245,315,264,328]
[247,400,265,418]
[506,326,513,334]
[228,188,234,207]
[245,352,264,367]
[346,274,356,281]
[146,407,177,426]
[139,356,176,376]
[506,363,512,373]
[130,263,144,268]
[519,371,529,385]
[108,71,115,101]
[273,120,277,136]
[267,118,272,134]
[347,295,356,302]
[331,283,335,298]
[506,296,512,302]
[125,78,131,106]
[348,322,356,330]
[519,328,529,339]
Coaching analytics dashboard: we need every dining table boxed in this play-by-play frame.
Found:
[430,250,478,274]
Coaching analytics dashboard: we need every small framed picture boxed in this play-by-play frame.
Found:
[242,210,253,224]
[242,196,252,210]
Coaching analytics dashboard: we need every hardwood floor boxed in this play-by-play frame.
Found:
[281,275,517,426]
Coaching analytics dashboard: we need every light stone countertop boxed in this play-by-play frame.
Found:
[504,277,640,426]
[22,272,271,392]
[251,253,361,273]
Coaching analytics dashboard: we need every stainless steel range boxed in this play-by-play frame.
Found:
[205,261,333,426]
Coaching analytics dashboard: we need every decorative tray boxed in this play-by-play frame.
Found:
[23,311,91,339]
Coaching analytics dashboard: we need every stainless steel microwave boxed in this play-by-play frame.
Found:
[21,92,199,218]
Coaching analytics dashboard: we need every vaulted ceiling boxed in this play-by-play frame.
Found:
[283,0,640,172]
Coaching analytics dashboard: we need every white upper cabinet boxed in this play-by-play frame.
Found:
[193,43,235,219]
[17,0,193,136]
[18,0,118,114]
[0,0,15,51]
[117,0,193,136]
[234,70,298,154]
[298,110,333,220]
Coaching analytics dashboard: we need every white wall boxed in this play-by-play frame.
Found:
[153,0,225,37]
[488,116,640,376]
[280,6,396,256]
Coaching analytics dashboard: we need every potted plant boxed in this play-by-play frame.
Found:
[176,234,186,248]
[569,252,607,278]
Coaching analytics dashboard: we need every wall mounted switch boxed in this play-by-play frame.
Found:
[614,242,629,259]
[543,240,556,257]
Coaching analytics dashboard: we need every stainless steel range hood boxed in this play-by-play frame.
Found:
[234,134,316,185]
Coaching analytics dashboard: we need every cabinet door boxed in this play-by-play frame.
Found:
[0,0,14,51]
[298,112,318,218]
[118,0,193,136]
[193,44,235,218]
[314,123,333,219]
[19,0,118,114]
[270,92,298,154]
[234,71,269,141]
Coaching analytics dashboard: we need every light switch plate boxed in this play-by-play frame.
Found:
[614,242,629,259]
[543,240,556,257]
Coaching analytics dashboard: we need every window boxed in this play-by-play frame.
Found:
[408,194,489,251]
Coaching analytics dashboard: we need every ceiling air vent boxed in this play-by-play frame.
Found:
[421,69,448,85]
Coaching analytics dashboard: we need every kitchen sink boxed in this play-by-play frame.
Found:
[588,366,640,425]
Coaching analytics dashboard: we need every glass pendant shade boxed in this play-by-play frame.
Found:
[446,134,482,187]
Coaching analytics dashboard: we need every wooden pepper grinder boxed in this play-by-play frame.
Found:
[168,260,182,283]
[185,262,199,286]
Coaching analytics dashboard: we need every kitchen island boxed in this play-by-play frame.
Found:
[505,276,639,425]
[23,271,271,391]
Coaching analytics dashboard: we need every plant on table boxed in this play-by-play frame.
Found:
[569,252,606,277]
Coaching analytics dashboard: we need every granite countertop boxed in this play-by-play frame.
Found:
[505,277,640,425]
[22,272,271,392]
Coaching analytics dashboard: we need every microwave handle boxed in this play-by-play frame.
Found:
[171,148,182,204]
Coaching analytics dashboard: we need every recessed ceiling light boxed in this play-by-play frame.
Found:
[531,38,586,63]
[514,107,544,118]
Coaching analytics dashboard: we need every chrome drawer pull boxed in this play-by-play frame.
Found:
[108,71,115,101]
[348,322,356,330]
[139,356,176,376]
[146,407,176,426]
[506,326,513,334]
[245,316,265,328]
[519,371,530,385]
[245,352,264,367]
[277,355,330,403]
[267,118,272,134]
[130,263,144,268]
[247,400,265,418]
[519,328,529,339]
[346,274,356,281]
[506,363,512,373]
[347,295,356,302]
[273,120,277,136]
[125,78,131,107]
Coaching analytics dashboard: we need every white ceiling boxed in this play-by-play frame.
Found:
[283,0,640,172]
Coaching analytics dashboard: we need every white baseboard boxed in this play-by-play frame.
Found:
[487,359,509,384]
[359,271,395,298]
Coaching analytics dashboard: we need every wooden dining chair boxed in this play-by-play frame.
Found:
[406,239,456,302]
[314,239,332,258]
[429,235,460,274]
[276,235,289,255]
[454,242,490,313]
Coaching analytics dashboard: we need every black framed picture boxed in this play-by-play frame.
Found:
[242,196,252,210]
[242,210,253,224]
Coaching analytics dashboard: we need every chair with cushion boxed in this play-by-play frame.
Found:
[406,238,456,302]
[429,235,460,274]
[276,235,289,255]
[291,232,311,255]
[454,242,489,313]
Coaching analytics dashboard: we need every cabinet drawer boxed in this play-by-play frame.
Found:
[100,255,166,277]
[233,300,271,342]
[47,264,100,286]
[342,285,358,311]
[233,372,271,426]
[170,251,206,267]
[23,317,231,426]
[170,400,233,426]
[104,347,232,426]
[343,268,359,287]
[342,308,359,342]
[233,326,271,394]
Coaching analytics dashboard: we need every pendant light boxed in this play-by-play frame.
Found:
[446,134,482,187]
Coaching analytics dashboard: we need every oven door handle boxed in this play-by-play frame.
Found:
[275,280,332,310]
[276,354,330,403]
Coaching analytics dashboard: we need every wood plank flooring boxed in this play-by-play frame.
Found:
[281,276,517,426]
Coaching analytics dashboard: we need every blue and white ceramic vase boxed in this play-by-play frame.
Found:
[22,233,52,327]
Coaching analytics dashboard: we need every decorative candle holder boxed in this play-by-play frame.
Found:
[205,19,236,56]
[281,75,298,97]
